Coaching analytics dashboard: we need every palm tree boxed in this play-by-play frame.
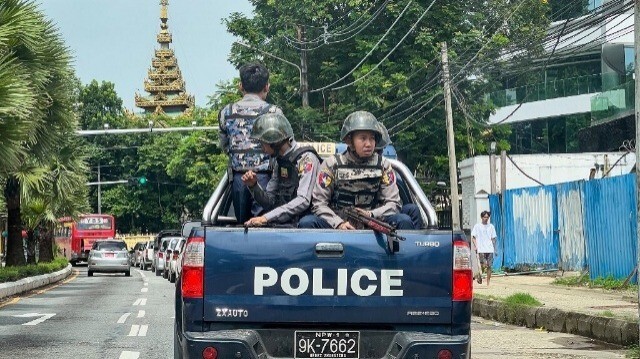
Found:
[0,0,79,266]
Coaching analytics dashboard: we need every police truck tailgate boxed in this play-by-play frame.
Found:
[202,227,454,325]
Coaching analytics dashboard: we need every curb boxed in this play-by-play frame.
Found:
[0,264,72,300]
[473,298,639,346]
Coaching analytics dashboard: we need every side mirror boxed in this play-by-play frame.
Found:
[167,249,173,255]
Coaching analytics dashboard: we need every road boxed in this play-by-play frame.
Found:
[0,267,627,359]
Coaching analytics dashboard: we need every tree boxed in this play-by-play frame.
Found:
[0,0,82,266]
[223,0,551,184]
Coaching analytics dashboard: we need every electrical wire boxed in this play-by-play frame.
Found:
[309,0,414,93]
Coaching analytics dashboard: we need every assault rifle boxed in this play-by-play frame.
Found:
[343,207,406,253]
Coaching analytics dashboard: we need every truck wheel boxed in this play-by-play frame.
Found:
[155,268,161,276]
[125,270,131,277]
[140,262,145,271]
[88,270,93,277]
[169,272,176,283]
[70,261,76,267]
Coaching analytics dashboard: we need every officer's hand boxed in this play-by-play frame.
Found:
[241,171,258,187]
[338,221,355,230]
[244,216,267,227]
[354,208,372,218]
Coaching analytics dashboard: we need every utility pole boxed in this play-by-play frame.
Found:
[441,42,460,230]
[634,0,639,346]
[500,150,507,195]
[97,162,102,215]
[297,25,309,107]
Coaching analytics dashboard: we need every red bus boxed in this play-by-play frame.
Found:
[55,214,116,266]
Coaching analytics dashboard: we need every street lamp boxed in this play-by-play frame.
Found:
[489,141,497,155]
[148,120,154,132]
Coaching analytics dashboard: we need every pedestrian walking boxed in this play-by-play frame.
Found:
[471,210,497,285]
[219,62,282,223]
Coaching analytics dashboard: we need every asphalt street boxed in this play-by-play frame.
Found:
[0,267,628,359]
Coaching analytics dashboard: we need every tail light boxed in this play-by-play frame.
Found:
[181,236,204,299]
[438,349,452,359]
[452,240,473,301]
[158,252,164,259]
[173,252,179,260]
[202,346,218,359]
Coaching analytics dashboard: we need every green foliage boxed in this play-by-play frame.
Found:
[222,0,552,184]
[503,292,542,307]
[0,257,68,283]
[553,274,631,290]
[627,345,640,359]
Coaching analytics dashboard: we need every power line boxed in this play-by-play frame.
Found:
[309,0,414,93]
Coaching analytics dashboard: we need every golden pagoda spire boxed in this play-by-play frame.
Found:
[134,0,194,117]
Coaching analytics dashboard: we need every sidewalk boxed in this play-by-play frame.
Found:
[472,273,639,346]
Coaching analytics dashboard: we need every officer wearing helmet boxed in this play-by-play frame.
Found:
[242,113,321,227]
[375,121,424,229]
[299,111,414,230]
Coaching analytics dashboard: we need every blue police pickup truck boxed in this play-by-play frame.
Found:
[174,149,472,359]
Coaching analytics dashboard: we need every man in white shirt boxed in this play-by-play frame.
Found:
[471,210,497,286]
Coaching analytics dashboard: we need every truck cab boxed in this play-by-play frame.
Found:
[175,145,472,359]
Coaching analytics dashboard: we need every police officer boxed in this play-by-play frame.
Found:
[219,62,282,223]
[242,113,321,227]
[375,122,424,229]
[299,111,414,230]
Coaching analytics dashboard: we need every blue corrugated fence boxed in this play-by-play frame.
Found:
[487,174,637,281]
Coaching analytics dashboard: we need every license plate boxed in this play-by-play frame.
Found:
[295,331,359,358]
[104,253,114,258]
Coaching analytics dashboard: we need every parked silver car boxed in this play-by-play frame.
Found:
[153,236,178,276]
[88,239,131,277]
[167,238,185,283]
[162,237,182,279]
[140,240,154,270]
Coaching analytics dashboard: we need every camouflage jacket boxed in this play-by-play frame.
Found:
[218,94,282,172]
[311,151,401,228]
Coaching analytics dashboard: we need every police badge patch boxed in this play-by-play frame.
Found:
[298,160,313,175]
[280,167,289,178]
[318,171,332,188]
[382,169,396,185]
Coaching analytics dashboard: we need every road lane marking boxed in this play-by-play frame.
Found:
[13,313,56,326]
[138,324,148,336]
[137,310,145,318]
[141,287,148,293]
[128,325,140,336]
[132,298,147,306]
[143,282,148,286]
[0,297,20,309]
[119,351,140,359]
[117,313,131,324]
[138,270,146,279]
[128,324,149,337]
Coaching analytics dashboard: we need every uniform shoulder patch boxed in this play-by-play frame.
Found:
[382,166,396,186]
[298,157,314,175]
[318,170,333,189]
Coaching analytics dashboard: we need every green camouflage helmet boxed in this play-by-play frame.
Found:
[250,113,294,144]
[375,122,392,150]
[340,111,383,141]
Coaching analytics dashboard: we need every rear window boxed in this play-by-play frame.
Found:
[77,216,113,230]
[93,241,127,251]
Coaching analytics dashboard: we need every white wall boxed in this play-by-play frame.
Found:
[459,152,636,229]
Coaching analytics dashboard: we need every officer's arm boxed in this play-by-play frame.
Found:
[263,153,319,223]
[311,161,344,228]
[249,167,278,211]
[371,161,402,218]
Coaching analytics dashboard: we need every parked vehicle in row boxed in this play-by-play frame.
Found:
[152,230,181,277]
[130,241,146,267]
[140,240,155,271]
[167,238,185,283]
[162,237,182,279]
[88,239,131,277]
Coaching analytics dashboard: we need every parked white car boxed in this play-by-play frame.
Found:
[168,238,186,283]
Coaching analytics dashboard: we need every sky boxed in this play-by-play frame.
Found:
[38,0,254,111]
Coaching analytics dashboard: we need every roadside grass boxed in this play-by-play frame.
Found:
[553,274,633,291]
[0,257,68,283]
[599,310,615,317]
[503,292,542,306]
[627,345,640,359]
